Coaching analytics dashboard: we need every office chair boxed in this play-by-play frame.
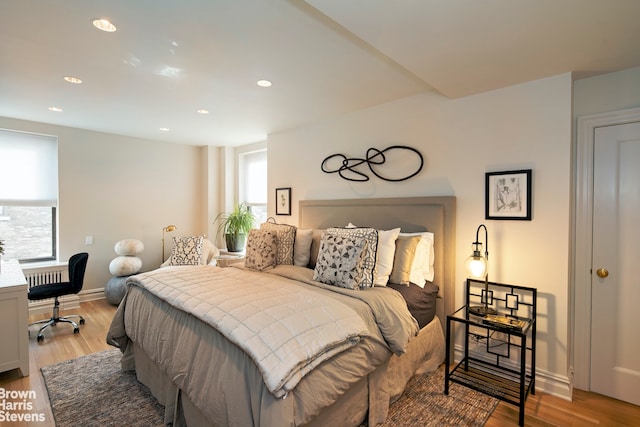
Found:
[28,252,89,342]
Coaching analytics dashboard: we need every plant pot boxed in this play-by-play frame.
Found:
[225,233,247,252]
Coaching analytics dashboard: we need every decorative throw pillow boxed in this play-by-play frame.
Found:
[293,228,314,267]
[168,236,204,266]
[343,224,400,286]
[389,235,421,285]
[313,234,367,290]
[326,227,378,288]
[245,229,277,271]
[161,237,218,267]
[260,222,296,265]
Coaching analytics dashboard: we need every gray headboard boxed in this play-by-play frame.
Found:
[298,196,456,326]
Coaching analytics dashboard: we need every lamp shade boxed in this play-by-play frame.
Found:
[465,244,487,279]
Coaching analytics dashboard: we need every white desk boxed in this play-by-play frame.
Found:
[0,259,29,376]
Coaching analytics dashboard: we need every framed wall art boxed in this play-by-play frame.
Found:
[485,169,532,220]
[275,187,291,216]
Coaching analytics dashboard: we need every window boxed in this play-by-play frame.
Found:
[0,129,58,262]
[238,147,267,224]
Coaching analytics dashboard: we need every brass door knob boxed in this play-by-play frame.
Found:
[596,268,609,278]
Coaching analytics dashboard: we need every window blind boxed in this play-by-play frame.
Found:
[0,129,58,207]
[241,149,267,205]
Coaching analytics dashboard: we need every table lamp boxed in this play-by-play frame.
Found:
[464,224,497,316]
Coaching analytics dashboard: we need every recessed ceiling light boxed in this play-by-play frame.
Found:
[154,65,182,78]
[48,106,63,112]
[64,76,82,84]
[159,127,170,132]
[92,18,117,32]
[196,109,209,114]
[257,79,272,87]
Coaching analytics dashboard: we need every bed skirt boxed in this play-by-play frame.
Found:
[130,316,444,427]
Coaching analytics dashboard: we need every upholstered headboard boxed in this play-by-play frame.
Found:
[298,196,456,326]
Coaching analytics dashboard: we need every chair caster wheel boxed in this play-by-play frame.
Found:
[73,328,80,334]
[79,319,85,325]
[37,335,44,342]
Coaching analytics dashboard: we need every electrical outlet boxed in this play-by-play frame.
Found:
[85,235,93,245]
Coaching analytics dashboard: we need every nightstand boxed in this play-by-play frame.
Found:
[444,279,537,426]
[215,251,245,268]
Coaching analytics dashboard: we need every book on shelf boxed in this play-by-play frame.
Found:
[482,314,527,331]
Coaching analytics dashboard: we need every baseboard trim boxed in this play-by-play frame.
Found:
[28,288,106,315]
[78,287,106,303]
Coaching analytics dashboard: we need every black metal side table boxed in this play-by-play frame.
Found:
[444,279,537,426]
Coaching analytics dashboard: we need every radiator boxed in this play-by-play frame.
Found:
[23,264,69,289]
[22,263,73,313]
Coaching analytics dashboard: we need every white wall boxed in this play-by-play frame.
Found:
[574,66,640,117]
[268,73,573,396]
[0,117,209,294]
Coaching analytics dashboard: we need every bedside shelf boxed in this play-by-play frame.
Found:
[444,279,537,426]
[215,252,245,268]
[448,357,534,407]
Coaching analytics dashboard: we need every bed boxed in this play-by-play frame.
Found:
[107,196,456,426]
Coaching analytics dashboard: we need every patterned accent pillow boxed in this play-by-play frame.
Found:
[169,236,204,265]
[245,229,277,271]
[260,222,296,265]
[313,234,367,290]
[326,227,378,288]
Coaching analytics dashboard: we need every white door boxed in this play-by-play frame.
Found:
[591,121,640,405]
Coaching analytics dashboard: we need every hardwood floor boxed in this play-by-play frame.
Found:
[0,300,117,427]
[1,299,639,426]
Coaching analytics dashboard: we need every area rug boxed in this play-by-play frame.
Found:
[41,349,164,427]
[377,367,499,426]
[42,349,498,426]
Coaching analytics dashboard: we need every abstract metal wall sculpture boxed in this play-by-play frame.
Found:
[321,145,424,182]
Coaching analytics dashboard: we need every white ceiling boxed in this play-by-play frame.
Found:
[1,0,639,146]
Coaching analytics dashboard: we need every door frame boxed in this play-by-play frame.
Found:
[573,106,640,391]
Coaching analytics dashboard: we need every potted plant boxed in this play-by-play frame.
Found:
[215,204,256,252]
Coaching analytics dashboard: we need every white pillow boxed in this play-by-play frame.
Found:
[373,228,401,286]
[202,238,220,265]
[399,232,435,286]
